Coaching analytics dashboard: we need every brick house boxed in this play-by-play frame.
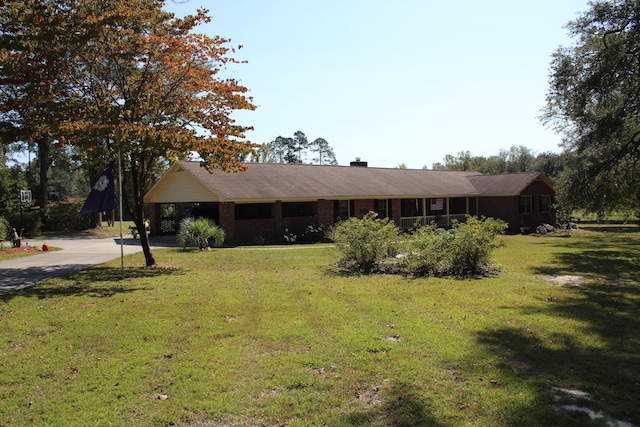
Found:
[144,160,556,245]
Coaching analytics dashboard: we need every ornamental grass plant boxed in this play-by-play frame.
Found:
[0,226,638,426]
[176,217,225,249]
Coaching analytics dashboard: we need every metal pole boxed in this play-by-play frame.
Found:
[118,150,124,278]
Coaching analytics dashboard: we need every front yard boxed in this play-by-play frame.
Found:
[0,227,638,426]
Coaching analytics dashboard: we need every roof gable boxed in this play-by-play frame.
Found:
[468,172,554,196]
[144,162,221,203]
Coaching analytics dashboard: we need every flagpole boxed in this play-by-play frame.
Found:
[118,150,124,278]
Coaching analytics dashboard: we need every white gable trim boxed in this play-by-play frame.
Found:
[145,167,220,203]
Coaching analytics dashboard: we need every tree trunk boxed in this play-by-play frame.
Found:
[138,219,155,266]
[130,154,155,267]
[37,133,50,207]
[89,211,103,228]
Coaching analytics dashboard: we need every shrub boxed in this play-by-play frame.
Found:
[44,201,92,231]
[536,223,557,234]
[0,217,9,240]
[283,224,327,244]
[328,212,400,272]
[445,216,507,276]
[400,216,507,277]
[176,217,225,249]
[400,224,455,276]
[5,211,41,236]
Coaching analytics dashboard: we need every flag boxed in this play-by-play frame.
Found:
[81,161,115,215]
[430,198,444,211]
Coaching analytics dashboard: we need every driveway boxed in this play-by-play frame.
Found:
[0,236,177,295]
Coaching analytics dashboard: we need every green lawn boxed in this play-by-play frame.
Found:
[0,228,638,426]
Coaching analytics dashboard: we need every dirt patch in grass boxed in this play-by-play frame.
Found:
[548,275,585,285]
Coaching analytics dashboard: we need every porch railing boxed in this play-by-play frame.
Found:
[400,214,468,229]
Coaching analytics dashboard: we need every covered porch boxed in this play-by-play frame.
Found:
[399,196,478,229]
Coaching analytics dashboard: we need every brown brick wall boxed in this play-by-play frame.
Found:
[353,200,374,218]
[477,181,556,232]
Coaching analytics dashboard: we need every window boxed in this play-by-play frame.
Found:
[540,195,552,213]
[235,203,272,220]
[519,196,533,214]
[449,197,466,215]
[401,198,423,217]
[334,200,354,221]
[374,199,388,218]
[282,202,316,217]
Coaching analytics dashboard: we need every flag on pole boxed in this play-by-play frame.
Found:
[81,161,115,215]
[430,198,444,211]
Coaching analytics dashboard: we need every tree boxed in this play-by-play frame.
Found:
[432,150,489,172]
[0,163,27,218]
[505,145,535,173]
[2,1,256,265]
[270,135,296,163]
[266,131,337,164]
[66,1,256,266]
[543,0,640,214]
[292,130,308,163]
[250,142,276,163]
[309,137,337,165]
[531,151,565,181]
[0,0,82,211]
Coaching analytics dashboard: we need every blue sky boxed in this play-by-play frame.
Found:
[165,0,590,169]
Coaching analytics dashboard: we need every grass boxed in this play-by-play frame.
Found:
[0,228,639,426]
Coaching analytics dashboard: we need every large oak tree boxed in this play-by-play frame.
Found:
[1,0,256,266]
[543,0,640,216]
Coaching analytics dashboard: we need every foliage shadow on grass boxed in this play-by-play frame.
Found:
[579,225,640,234]
[0,265,182,302]
[340,382,444,427]
[474,282,640,426]
[532,249,639,280]
[528,231,640,280]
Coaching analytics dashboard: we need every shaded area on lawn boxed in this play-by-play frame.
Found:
[474,280,640,426]
[341,382,444,426]
[530,233,640,280]
[0,265,182,302]
[579,225,640,234]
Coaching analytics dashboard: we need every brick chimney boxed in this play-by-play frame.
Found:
[350,157,368,167]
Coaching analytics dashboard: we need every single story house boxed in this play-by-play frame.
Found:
[144,160,556,245]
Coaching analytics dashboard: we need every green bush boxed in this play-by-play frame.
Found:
[6,210,41,237]
[0,217,9,240]
[400,225,454,276]
[402,216,507,277]
[328,212,400,272]
[44,201,92,231]
[177,217,225,249]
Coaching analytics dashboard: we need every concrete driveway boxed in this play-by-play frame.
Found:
[0,236,177,295]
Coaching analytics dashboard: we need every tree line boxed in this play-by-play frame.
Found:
[429,146,564,181]
[248,131,338,165]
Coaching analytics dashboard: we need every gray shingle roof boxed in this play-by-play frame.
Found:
[468,172,545,196]
[146,161,552,203]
